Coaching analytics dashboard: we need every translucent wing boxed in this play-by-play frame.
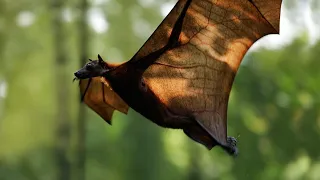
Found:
[79,77,129,124]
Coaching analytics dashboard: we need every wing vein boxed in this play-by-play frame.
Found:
[248,0,278,33]
[81,78,92,102]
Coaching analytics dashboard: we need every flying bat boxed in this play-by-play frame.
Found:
[74,0,282,156]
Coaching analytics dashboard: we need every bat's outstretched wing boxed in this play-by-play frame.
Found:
[131,0,282,147]
[79,77,129,124]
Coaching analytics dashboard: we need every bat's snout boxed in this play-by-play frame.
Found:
[74,71,81,78]
[74,70,88,79]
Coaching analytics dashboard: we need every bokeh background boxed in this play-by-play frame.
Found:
[0,0,320,179]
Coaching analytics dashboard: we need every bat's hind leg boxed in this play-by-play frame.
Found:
[190,112,239,156]
[183,126,218,150]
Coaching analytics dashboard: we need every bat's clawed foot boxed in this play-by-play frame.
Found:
[223,136,238,157]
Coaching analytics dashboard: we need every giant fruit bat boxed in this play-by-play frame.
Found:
[74,0,282,156]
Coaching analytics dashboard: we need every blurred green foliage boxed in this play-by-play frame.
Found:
[0,0,319,180]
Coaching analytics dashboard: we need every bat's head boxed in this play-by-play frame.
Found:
[74,54,110,80]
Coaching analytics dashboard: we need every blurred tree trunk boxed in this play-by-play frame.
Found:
[75,0,88,179]
[0,0,6,120]
[51,0,71,179]
[0,0,6,69]
[0,0,9,76]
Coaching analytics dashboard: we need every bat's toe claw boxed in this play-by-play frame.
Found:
[223,136,238,157]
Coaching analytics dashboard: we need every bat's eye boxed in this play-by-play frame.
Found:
[86,63,94,70]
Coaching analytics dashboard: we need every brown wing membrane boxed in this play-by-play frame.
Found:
[135,0,282,146]
[79,77,129,124]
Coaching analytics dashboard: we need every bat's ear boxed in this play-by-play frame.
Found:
[89,59,93,61]
[98,54,105,64]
